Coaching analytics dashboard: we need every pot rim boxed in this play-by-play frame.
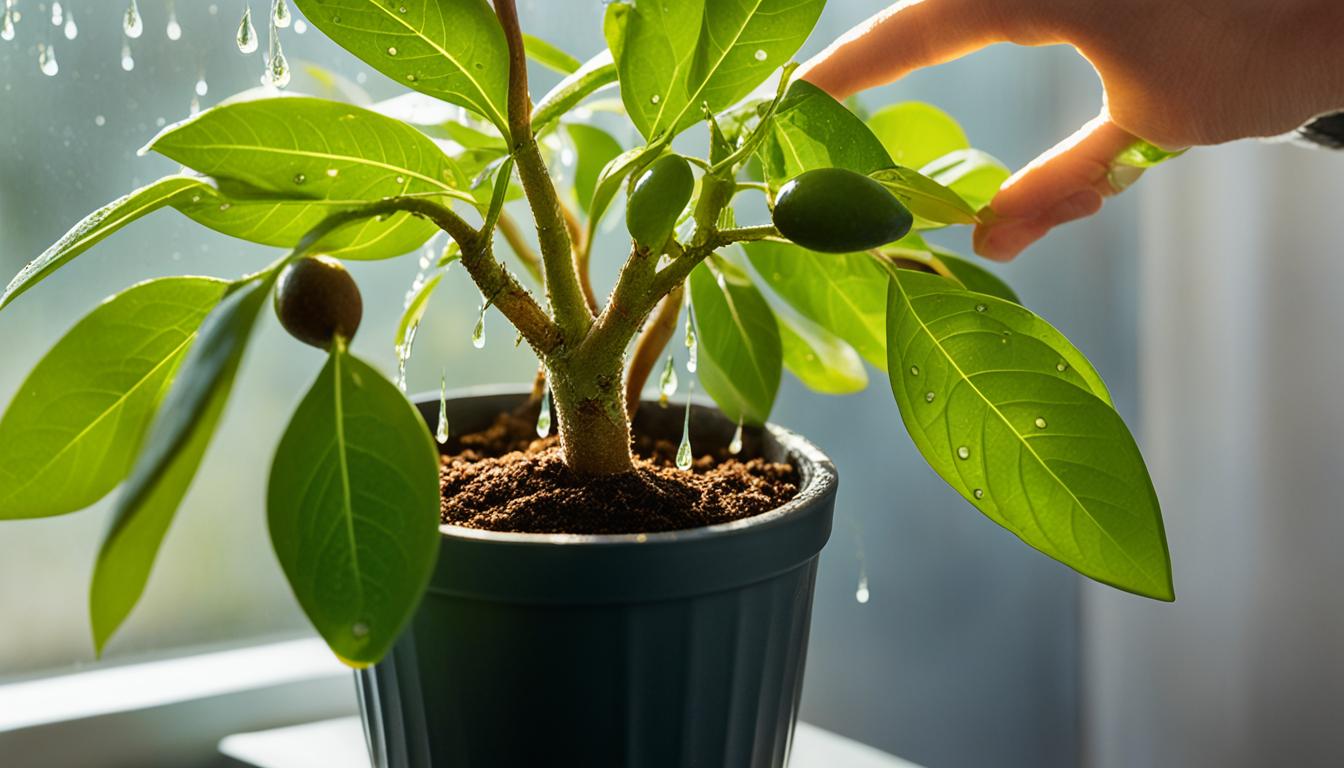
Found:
[419,383,838,547]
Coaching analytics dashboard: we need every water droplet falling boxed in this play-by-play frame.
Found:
[471,303,486,349]
[753,48,767,61]
[263,18,290,87]
[63,7,77,39]
[271,0,290,28]
[38,43,58,76]
[120,39,134,70]
[536,388,552,438]
[123,0,143,38]
[728,417,743,455]
[166,10,181,40]
[236,5,257,53]
[684,306,698,373]
[51,2,63,27]
[395,322,418,392]
[435,370,450,444]
[195,76,208,96]
[956,445,970,460]
[675,387,693,471]
[658,355,678,405]
[855,574,870,604]
[1034,417,1047,429]
[2,4,14,42]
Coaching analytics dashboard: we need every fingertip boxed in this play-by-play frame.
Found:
[973,218,1048,261]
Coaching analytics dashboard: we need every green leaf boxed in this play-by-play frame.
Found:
[586,144,660,238]
[90,274,273,652]
[869,166,979,226]
[1113,139,1186,168]
[605,0,824,141]
[566,123,624,216]
[689,260,782,425]
[292,0,511,135]
[148,97,464,260]
[1,175,211,310]
[0,278,228,519]
[867,102,969,170]
[921,149,1010,211]
[532,50,616,131]
[776,308,868,395]
[523,33,581,74]
[759,80,893,188]
[885,270,1168,598]
[744,240,889,368]
[929,247,1021,304]
[268,347,441,667]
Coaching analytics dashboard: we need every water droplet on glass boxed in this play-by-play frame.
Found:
[293,18,306,33]
[435,370,450,444]
[728,417,743,455]
[292,172,306,185]
[120,39,134,71]
[352,621,369,638]
[94,114,106,127]
[956,445,970,460]
[973,488,984,500]
[63,8,77,39]
[536,388,552,438]
[684,308,698,373]
[1034,417,1047,429]
[271,0,290,28]
[753,49,767,62]
[1056,361,1068,372]
[195,77,208,96]
[387,46,397,56]
[236,5,257,53]
[650,94,661,105]
[675,392,693,471]
[855,574,870,604]
[909,365,919,376]
[975,303,987,312]
[658,355,678,405]
[37,43,58,76]
[51,2,63,27]
[123,0,143,38]
[471,304,486,349]
[924,391,935,403]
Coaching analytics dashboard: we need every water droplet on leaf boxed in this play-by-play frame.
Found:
[973,488,984,500]
[1034,417,1047,429]
[352,622,369,638]
[650,94,661,104]
[1056,361,1069,372]
[387,46,397,56]
[924,391,935,403]
[957,445,970,460]
[909,365,919,376]
[975,303,987,312]
[753,49,767,61]
[293,172,306,185]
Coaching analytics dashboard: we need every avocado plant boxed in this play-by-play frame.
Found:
[0,0,1173,667]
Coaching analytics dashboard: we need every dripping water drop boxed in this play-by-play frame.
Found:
[166,14,181,40]
[236,5,257,53]
[435,370,450,444]
[855,574,870,604]
[123,0,143,38]
[395,322,418,392]
[38,43,58,76]
[675,388,693,471]
[120,39,134,71]
[271,0,290,28]
[195,77,208,96]
[264,24,290,87]
[728,417,743,455]
[51,2,63,27]
[2,6,14,41]
[684,308,698,373]
[536,388,552,438]
[63,8,77,39]
[471,303,486,349]
[658,355,678,404]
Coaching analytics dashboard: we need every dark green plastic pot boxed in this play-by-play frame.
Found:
[356,388,837,768]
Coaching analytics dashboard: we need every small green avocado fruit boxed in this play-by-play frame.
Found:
[772,167,914,253]
[273,255,364,349]
[626,154,695,251]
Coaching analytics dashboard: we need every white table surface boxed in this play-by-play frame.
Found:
[219,716,921,768]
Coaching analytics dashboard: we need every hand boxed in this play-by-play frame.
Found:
[798,0,1344,259]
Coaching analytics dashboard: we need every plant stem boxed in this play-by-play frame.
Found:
[624,283,683,420]
[559,199,599,313]
[494,0,593,344]
[495,211,543,284]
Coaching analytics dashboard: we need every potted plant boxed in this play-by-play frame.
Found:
[0,1,1173,766]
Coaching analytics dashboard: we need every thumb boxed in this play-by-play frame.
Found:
[974,114,1144,261]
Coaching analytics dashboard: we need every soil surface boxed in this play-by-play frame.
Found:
[439,410,799,534]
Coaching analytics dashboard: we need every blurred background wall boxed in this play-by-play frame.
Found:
[2,2,1338,767]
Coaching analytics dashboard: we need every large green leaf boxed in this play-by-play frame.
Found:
[604,0,823,141]
[292,0,510,134]
[523,33,580,75]
[921,149,1010,211]
[689,260,781,425]
[147,97,463,260]
[1,176,211,310]
[867,102,969,170]
[0,278,227,519]
[566,123,623,216]
[930,247,1021,305]
[759,80,893,188]
[744,240,889,368]
[869,166,979,226]
[90,274,273,651]
[268,347,441,667]
[885,270,1167,598]
[532,50,616,131]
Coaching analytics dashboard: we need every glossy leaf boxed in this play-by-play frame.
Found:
[867,102,969,170]
[148,97,464,260]
[885,270,1168,598]
[532,50,616,131]
[566,123,623,215]
[0,278,228,519]
[776,307,868,395]
[586,144,660,237]
[688,260,782,425]
[523,33,580,74]
[396,272,444,354]
[759,80,893,189]
[292,0,511,134]
[90,274,273,651]
[744,240,889,368]
[1,176,211,310]
[605,0,823,140]
[268,348,441,666]
[930,247,1021,305]
[921,149,1010,211]
[869,166,979,226]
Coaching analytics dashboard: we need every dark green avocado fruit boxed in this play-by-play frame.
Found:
[772,167,913,253]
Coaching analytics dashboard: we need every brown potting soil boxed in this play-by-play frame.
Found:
[439,411,799,534]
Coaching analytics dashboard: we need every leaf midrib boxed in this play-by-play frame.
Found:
[331,350,363,611]
[658,0,766,136]
[163,143,453,192]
